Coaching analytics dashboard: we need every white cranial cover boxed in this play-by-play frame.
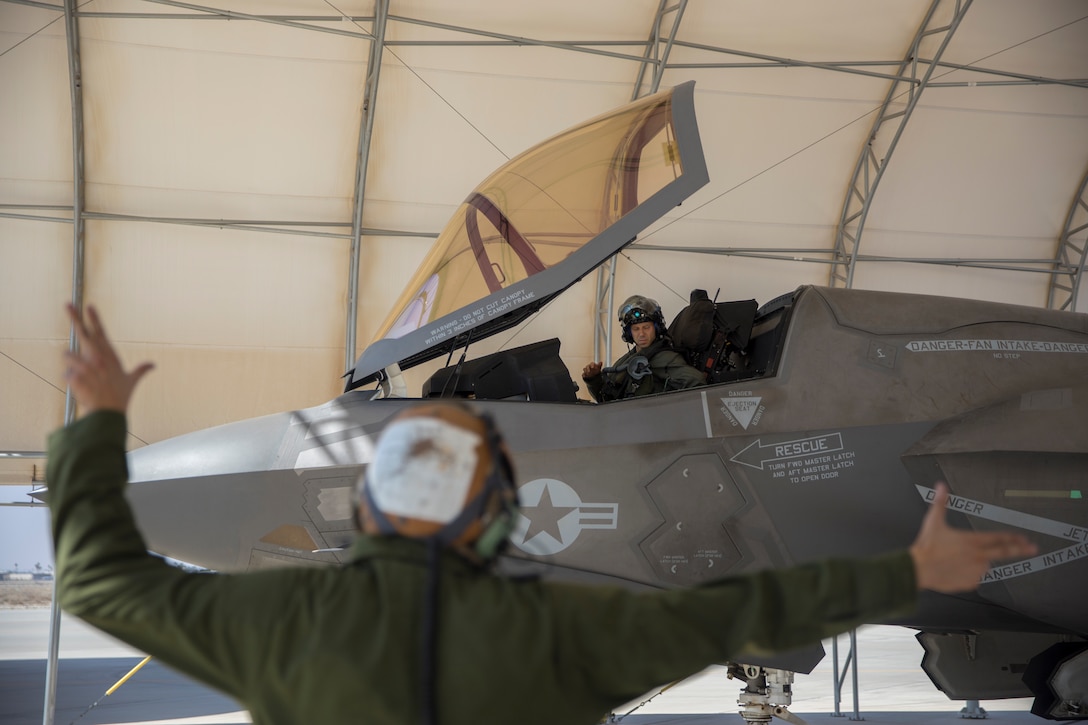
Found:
[366,417,481,524]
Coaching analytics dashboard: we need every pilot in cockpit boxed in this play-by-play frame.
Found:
[581,294,705,402]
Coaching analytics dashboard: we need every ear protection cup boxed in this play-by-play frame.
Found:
[474,506,517,559]
[472,411,521,560]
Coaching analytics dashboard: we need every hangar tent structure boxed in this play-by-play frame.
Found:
[1,0,1087,488]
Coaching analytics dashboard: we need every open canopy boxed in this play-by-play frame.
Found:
[348,81,707,387]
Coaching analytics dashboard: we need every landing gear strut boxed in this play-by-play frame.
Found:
[728,664,808,725]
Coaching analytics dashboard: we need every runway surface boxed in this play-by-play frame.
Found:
[1,608,1039,724]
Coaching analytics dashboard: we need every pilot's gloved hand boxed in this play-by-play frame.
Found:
[582,361,603,380]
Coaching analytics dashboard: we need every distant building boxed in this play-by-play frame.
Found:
[2,573,34,581]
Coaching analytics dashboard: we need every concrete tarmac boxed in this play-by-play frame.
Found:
[1,608,1040,725]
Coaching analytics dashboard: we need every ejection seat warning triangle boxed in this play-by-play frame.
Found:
[722,397,761,429]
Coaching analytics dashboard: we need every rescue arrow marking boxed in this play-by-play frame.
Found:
[915,485,1088,583]
[730,433,844,470]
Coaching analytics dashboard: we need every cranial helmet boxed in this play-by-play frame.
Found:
[618,294,666,344]
[357,402,520,561]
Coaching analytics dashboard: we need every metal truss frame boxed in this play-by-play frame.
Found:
[829,0,973,289]
[594,0,689,364]
[345,0,389,369]
[1048,167,1088,312]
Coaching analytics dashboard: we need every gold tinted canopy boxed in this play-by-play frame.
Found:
[348,82,707,389]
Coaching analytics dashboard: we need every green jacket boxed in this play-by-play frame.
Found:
[48,411,918,725]
[588,338,706,402]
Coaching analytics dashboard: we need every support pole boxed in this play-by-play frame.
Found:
[45,2,88,724]
[345,0,389,371]
[832,634,842,716]
[830,630,863,720]
[850,629,863,721]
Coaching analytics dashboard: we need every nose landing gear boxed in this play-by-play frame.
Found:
[729,664,809,725]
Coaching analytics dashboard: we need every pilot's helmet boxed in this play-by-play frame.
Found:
[618,294,666,344]
[356,403,520,561]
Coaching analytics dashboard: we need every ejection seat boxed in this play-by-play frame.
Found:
[668,289,758,383]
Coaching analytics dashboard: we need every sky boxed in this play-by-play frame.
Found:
[0,502,53,572]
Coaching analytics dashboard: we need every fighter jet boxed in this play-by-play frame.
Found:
[119,82,1088,722]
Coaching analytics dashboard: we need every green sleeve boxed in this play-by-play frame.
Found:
[46,412,256,700]
[652,350,706,390]
[550,551,917,703]
[586,350,634,402]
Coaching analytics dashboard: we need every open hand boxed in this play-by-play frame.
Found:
[64,304,154,416]
[582,361,603,380]
[910,482,1037,593]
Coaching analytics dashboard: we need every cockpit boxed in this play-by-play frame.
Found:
[417,288,798,403]
[344,82,793,403]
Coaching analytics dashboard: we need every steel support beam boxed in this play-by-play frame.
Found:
[1048,166,1088,312]
[930,60,1088,91]
[388,14,648,65]
[0,206,439,240]
[667,40,1088,90]
[829,0,973,289]
[345,0,389,371]
[831,630,864,720]
[636,242,1064,275]
[141,0,375,41]
[44,3,87,721]
[667,39,915,85]
[594,0,689,364]
[593,256,619,366]
[629,0,689,102]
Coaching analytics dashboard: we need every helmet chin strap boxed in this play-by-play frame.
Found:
[422,538,441,725]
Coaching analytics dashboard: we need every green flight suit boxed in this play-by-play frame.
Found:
[48,411,918,725]
[587,338,706,402]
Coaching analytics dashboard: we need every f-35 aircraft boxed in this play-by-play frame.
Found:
[117,83,1088,722]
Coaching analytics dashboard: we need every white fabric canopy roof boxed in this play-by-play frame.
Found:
[2,0,1087,487]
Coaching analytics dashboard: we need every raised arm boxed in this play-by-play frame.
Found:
[64,303,154,416]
